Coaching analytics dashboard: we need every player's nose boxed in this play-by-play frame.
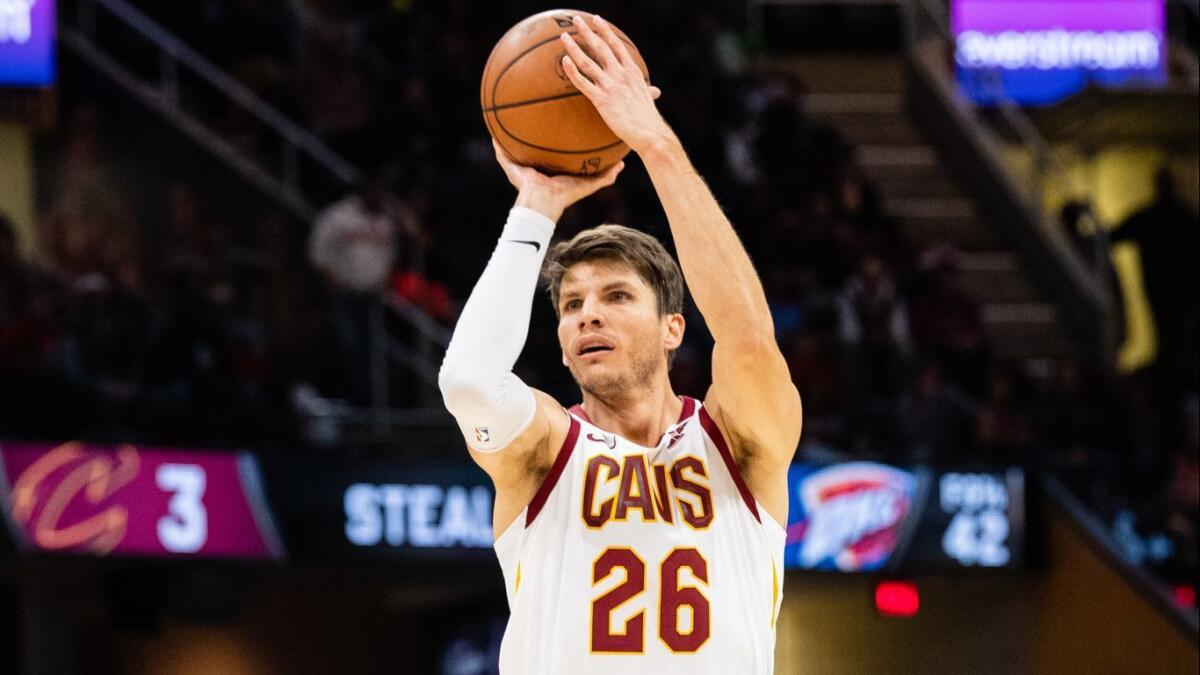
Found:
[577,295,606,328]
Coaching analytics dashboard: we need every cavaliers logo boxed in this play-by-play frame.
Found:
[9,442,140,554]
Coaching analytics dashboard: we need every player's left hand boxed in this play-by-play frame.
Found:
[560,15,671,155]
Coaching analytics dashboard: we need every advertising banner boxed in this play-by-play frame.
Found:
[0,0,55,86]
[0,442,284,560]
[953,0,1166,105]
[785,462,1025,572]
[268,458,496,563]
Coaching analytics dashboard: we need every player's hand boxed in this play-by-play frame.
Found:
[492,140,623,222]
[560,15,672,155]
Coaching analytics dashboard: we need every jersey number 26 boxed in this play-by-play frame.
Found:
[591,547,710,653]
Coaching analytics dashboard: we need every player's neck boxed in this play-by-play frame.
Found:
[578,381,683,448]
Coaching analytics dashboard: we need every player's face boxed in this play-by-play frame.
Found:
[557,260,683,402]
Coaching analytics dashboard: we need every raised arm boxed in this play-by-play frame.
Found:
[561,15,801,524]
[438,142,623,533]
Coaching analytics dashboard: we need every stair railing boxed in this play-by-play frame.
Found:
[61,0,453,414]
[901,0,1118,366]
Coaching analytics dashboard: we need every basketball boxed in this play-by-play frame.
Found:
[481,10,650,175]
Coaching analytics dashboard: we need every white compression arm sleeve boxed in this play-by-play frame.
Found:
[438,207,555,452]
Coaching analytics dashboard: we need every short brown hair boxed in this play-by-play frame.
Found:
[543,224,684,318]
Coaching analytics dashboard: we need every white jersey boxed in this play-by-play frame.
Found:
[494,396,786,674]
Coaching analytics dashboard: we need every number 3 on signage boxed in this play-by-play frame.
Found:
[591,547,710,653]
[156,464,208,553]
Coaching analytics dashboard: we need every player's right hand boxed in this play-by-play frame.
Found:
[493,140,624,222]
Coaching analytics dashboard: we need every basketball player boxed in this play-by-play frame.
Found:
[439,14,801,674]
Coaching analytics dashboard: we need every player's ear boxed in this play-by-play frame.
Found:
[663,312,684,351]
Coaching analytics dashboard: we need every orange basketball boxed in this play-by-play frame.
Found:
[481,10,650,175]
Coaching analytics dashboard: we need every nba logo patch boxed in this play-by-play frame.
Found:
[474,427,490,444]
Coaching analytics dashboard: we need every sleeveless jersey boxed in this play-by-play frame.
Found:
[493,396,786,674]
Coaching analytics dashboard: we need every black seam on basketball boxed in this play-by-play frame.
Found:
[482,90,585,113]
[486,112,521,163]
[484,23,641,161]
[491,104,626,154]
[489,30,641,112]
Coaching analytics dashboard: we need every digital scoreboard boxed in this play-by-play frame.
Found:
[952,0,1167,105]
[267,458,496,563]
[0,0,55,86]
[0,443,284,560]
[0,441,1025,574]
[784,462,1025,573]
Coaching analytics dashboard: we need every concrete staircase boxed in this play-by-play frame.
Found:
[773,55,1074,365]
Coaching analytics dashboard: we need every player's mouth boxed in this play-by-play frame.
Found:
[575,336,615,360]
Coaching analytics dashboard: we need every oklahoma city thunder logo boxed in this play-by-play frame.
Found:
[786,462,915,571]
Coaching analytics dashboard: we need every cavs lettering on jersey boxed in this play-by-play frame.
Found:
[494,396,786,674]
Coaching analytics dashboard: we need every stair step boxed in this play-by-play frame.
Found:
[835,122,924,147]
[982,303,1075,359]
[817,109,914,133]
[806,93,904,115]
[887,197,976,218]
[858,145,939,168]
[982,303,1059,331]
[960,251,1019,272]
[869,174,963,199]
[770,55,907,94]
[957,253,1043,304]
[991,336,1077,360]
[896,213,999,250]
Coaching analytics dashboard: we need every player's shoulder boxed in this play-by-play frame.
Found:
[533,389,574,438]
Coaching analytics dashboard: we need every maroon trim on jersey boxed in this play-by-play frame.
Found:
[568,403,591,423]
[525,414,581,528]
[570,396,694,427]
[678,395,696,422]
[697,405,762,523]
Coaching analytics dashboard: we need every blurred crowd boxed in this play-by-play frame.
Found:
[0,0,1194,595]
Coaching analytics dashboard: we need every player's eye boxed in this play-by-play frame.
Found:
[609,291,628,301]
[564,299,582,311]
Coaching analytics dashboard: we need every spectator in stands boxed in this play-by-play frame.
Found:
[38,103,143,294]
[0,213,95,436]
[837,253,912,403]
[1163,394,1199,584]
[749,71,810,196]
[309,170,426,405]
[1109,167,1200,392]
[0,214,54,374]
[1033,359,1114,470]
[784,331,843,427]
[893,357,976,465]
[160,184,233,291]
[974,365,1033,465]
[1059,200,1127,351]
[830,161,911,288]
[908,246,988,393]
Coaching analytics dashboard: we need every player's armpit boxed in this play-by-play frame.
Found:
[705,336,801,523]
[468,389,571,534]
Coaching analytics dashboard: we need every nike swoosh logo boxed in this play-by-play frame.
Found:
[506,240,541,252]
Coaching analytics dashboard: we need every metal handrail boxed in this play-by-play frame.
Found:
[63,0,452,404]
[901,0,1118,365]
[74,0,361,191]
[1041,474,1200,638]
[383,292,452,349]
[908,0,1114,270]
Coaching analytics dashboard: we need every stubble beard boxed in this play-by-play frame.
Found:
[574,341,663,409]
